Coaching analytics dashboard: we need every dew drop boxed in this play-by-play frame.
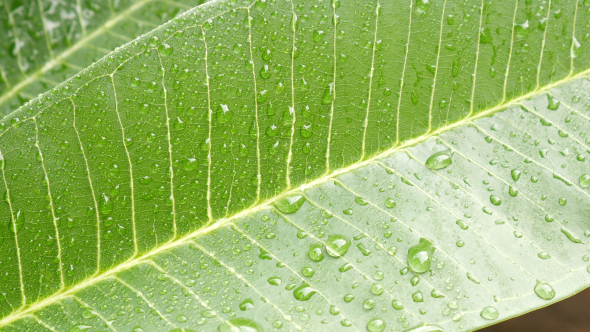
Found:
[580,174,590,188]
[425,150,453,170]
[216,104,232,124]
[408,238,435,274]
[534,280,555,300]
[384,198,396,208]
[325,234,351,257]
[158,43,174,56]
[489,195,502,206]
[367,318,386,332]
[546,94,560,110]
[293,282,317,301]
[480,306,499,320]
[274,194,305,214]
[308,243,324,262]
[412,291,424,302]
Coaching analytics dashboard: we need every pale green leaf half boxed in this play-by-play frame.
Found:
[0,0,207,117]
[0,0,590,331]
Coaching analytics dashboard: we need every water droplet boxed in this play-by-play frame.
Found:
[426,150,453,170]
[355,196,368,206]
[385,198,396,208]
[363,299,375,310]
[325,234,351,257]
[561,228,582,243]
[274,194,305,214]
[217,318,262,332]
[410,276,420,286]
[216,104,232,124]
[313,30,326,42]
[267,277,282,286]
[259,65,271,79]
[9,210,24,233]
[392,299,404,310]
[338,262,353,272]
[489,195,502,206]
[99,194,113,215]
[511,169,521,182]
[308,243,324,262]
[239,298,254,311]
[538,252,551,259]
[302,267,315,277]
[321,83,334,105]
[412,291,424,302]
[158,43,173,56]
[580,174,590,188]
[293,282,316,301]
[431,289,445,298]
[534,280,555,300]
[371,283,384,295]
[547,94,560,110]
[387,246,397,256]
[367,318,386,332]
[408,238,435,274]
[480,306,499,320]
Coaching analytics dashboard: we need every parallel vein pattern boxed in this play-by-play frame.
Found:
[1,0,590,331]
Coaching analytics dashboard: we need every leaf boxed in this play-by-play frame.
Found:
[0,0,207,118]
[0,0,590,331]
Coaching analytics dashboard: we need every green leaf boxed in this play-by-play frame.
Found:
[0,0,207,118]
[0,0,590,331]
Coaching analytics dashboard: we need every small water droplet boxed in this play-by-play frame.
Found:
[580,174,590,188]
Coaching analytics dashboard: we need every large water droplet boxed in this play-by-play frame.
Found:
[367,318,386,332]
[546,94,560,110]
[325,234,351,257]
[274,194,305,214]
[293,282,317,301]
[408,238,435,274]
[580,174,590,188]
[534,280,555,300]
[425,150,452,170]
[217,318,263,332]
[561,228,582,243]
[480,306,499,320]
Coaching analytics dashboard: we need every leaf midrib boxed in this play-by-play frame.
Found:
[1,64,588,328]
